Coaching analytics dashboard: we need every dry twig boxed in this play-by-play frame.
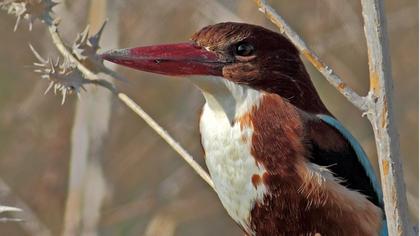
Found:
[117,93,215,189]
[360,0,410,235]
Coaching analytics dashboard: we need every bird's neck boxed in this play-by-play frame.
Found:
[189,76,262,123]
[263,68,330,115]
[284,77,329,115]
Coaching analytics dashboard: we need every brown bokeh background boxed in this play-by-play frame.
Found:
[0,0,418,235]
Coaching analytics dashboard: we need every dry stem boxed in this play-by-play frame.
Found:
[361,0,411,235]
[117,93,215,189]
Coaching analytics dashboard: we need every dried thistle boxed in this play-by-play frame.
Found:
[72,21,107,73]
[0,0,57,31]
[30,44,87,104]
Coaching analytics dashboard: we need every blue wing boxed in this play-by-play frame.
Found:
[317,114,383,202]
[317,114,387,236]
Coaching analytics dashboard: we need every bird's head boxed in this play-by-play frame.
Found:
[102,22,328,113]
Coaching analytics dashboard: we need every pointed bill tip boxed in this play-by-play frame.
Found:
[101,48,131,62]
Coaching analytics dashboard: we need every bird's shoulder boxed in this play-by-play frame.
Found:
[300,113,383,208]
[252,92,383,208]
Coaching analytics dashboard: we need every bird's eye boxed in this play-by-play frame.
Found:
[234,42,254,57]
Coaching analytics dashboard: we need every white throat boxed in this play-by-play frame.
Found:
[189,76,266,235]
[189,76,261,123]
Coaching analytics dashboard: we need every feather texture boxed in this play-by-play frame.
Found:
[316,114,387,236]
[316,114,383,203]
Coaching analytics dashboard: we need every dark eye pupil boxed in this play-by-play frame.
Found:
[235,43,254,56]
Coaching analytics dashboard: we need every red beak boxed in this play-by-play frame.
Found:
[101,42,224,76]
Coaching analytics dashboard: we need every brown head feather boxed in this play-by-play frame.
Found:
[191,22,329,114]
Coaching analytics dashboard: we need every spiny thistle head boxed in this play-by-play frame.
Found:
[0,0,57,31]
[72,21,107,73]
[30,44,86,104]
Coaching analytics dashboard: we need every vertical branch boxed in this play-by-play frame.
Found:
[361,0,411,235]
[62,1,120,236]
[80,2,120,235]
[60,3,89,234]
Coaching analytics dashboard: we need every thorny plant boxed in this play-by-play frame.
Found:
[0,1,215,228]
[30,45,86,104]
[0,0,215,208]
[0,0,56,31]
[1,0,119,105]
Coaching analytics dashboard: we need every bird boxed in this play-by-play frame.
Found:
[102,22,387,236]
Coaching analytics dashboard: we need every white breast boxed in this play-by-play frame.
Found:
[194,77,267,234]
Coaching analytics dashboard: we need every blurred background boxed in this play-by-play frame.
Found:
[0,0,418,235]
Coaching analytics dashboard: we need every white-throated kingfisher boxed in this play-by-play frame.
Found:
[102,22,387,236]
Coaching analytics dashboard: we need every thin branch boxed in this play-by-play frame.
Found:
[361,0,411,235]
[117,93,215,189]
[82,82,215,189]
[253,0,368,111]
